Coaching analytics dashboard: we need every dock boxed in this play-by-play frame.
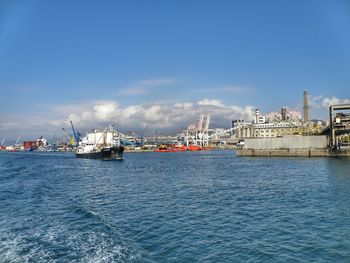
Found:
[236,148,350,157]
[235,135,350,157]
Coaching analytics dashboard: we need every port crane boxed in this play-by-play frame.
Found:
[1,137,5,146]
[208,127,239,140]
[14,136,21,145]
[70,120,81,145]
[185,114,210,147]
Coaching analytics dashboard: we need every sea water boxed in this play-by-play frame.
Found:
[0,151,350,262]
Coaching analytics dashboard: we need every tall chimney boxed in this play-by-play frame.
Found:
[281,107,287,121]
[255,109,260,123]
[303,90,309,122]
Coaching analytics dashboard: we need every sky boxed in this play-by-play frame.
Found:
[0,0,349,142]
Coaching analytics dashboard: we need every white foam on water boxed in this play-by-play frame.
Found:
[0,230,56,263]
[0,219,141,263]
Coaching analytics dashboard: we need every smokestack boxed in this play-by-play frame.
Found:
[281,107,287,121]
[255,109,260,123]
[303,90,309,122]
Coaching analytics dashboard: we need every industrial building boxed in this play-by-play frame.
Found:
[232,90,326,139]
[232,107,303,139]
[235,95,350,157]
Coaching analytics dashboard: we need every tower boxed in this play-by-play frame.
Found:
[303,90,309,122]
[281,107,287,121]
[255,109,260,123]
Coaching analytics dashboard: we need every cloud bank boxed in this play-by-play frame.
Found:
[309,95,350,109]
[49,99,255,135]
[3,94,347,141]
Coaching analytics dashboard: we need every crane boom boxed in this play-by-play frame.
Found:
[70,120,80,145]
[15,136,21,145]
[1,137,5,145]
[208,127,239,139]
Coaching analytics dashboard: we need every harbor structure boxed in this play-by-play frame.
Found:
[236,102,350,157]
[236,135,350,157]
[185,114,210,147]
[328,104,350,149]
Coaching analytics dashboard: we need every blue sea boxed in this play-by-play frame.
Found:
[0,150,350,262]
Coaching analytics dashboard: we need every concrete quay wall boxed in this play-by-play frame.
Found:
[236,149,350,157]
[238,135,350,157]
[244,136,327,150]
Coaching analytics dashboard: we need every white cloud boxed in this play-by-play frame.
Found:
[309,95,350,109]
[0,113,58,141]
[93,101,118,120]
[197,99,224,107]
[174,102,193,109]
[49,98,255,134]
[321,97,350,108]
[0,122,19,131]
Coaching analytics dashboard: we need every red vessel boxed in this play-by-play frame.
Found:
[186,145,204,151]
[154,144,212,152]
[154,144,186,152]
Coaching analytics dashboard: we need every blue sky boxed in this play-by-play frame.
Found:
[0,0,349,140]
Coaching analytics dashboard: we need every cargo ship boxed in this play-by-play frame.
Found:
[76,145,124,159]
[76,125,124,160]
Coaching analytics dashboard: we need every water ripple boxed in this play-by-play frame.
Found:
[1,151,350,262]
